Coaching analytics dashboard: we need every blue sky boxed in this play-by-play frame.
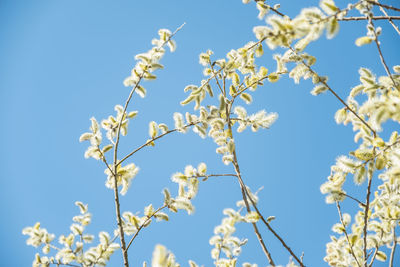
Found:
[1,0,399,266]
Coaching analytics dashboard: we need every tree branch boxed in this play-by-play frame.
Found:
[118,122,198,166]
[377,3,400,35]
[369,19,398,90]
[338,192,366,207]
[110,23,186,267]
[112,76,142,267]
[126,204,168,250]
[362,167,374,266]
[356,139,400,168]
[336,201,362,267]
[224,80,276,267]
[366,1,400,12]
[389,226,397,267]
[337,15,400,21]
[222,64,305,266]
[252,0,286,17]
[290,47,377,138]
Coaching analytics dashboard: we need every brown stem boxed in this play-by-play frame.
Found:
[338,192,366,207]
[222,66,305,266]
[223,78,276,266]
[52,263,81,267]
[290,47,377,137]
[232,159,276,266]
[369,19,399,90]
[389,226,397,267]
[378,3,400,35]
[112,76,143,267]
[97,146,115,176]
[90,234,119,267]
[243,185,306,267]
[356,139,400,168]
[109,23,186,267]
[362,171,374,266]
[252,0,286,17]
[367,246,379,267]
[336,201,362,267]
[126,204,168,250]
[367,231,383,267]
[118,122,198,166]
[366,1,400,12]
[338,15,400,21]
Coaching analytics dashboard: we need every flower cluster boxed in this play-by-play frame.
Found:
[209,204,261,266]
[104,162,139,195]
[23,202,119,267]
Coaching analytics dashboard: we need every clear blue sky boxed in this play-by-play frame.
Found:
[0,0,399,266]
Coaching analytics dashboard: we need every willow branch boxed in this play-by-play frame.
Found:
[356,139,400,168]
[336,201,362,267]
[389,226,397,267]
[224,85,276,267]
[252,0,286,17]
[316,0,363,24]
[367,245,379,267]
[243,185,306,267]
[90,234,119,267]
[338,192,366,207]
[369,19,398,89]
[366,1,400,12]
[378,3,400,35]
[337,15,400,21]
[224,72,305,266]
[367,231,383,267]
[126,204,168,250]
[112,76,142,267]
[51,263,81,267]
[190,173,238,181]
[97,146,115,176]
[232,159,276,266]
[110,23,186,267]
[118,122,198,166]
[210,64,225,96]
[362,169,374,266]
[291,47,377,137]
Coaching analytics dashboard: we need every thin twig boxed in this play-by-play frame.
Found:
[243,186,306,267]
[290,47,377,137]
[338,192,366,207]
[97,145,115,176]
[356,139,400,168]
[90,234,119,267]
[369,19,398,89]
[336,201,362,267]
[362,169,374,266]
[367,231,383,267]
[126,205,168,250]
[366,1,400,12]
[337,15,400,21]
[378,3,400,35]
[191,173,238,181]
[315,0,363,24]
[222,65,305,266]
[111,23,186,267]
[118,122,198,166]
[210,64,225,96]
[367,246,379,267]
[112,76,142,267]
[252,0,286,17]
[233,161,276,266]
[389,226,397,267]
[224,79,276,266]
[51,263,81,267]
